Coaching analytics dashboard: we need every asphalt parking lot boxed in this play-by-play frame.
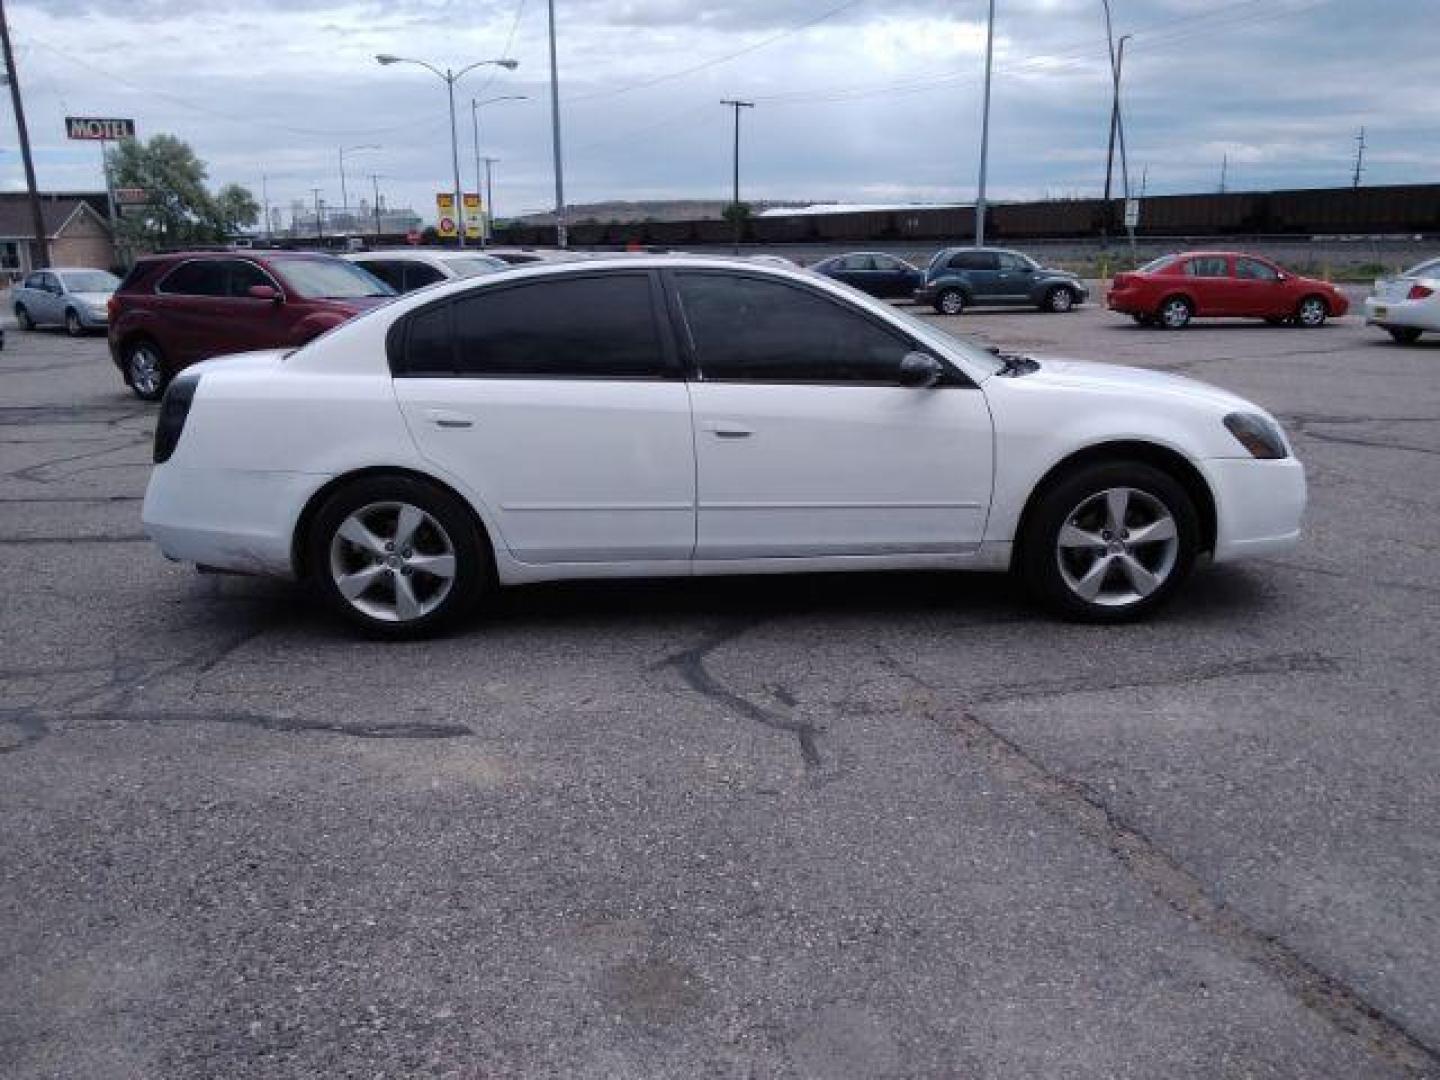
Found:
[3,292,1439,1079]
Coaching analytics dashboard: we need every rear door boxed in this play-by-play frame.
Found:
[1182,255,1233,315]
[952,251,1002,299]
[152,260,230,365]
[392,272,697,564]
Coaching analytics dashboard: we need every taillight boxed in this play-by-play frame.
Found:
[153,374,200,463]
[107,296,118,318]
[1408,284,1434,300]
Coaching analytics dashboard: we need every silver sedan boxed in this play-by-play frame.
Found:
[11,267,121,335]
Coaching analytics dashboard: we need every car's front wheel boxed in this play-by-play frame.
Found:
[1043,286,1076,313]
[124,340,168,401]
[64,308,83,337]
[935,288,966,316]
[309,475,488,638]
[1387,326,1422,345]
[1020,461,1200,622]
[1295,295,1329,328]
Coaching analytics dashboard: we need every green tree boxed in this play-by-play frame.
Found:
[109,134,258,246]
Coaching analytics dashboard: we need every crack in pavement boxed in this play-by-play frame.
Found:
[875,646,1439,1077]
[659,620,823,771]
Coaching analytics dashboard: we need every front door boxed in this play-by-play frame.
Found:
[994,252,1035,301]
[1232,256,1288,317]
[671,271,993,559]
[392,271,697,564]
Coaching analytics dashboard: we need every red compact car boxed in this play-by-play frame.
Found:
[108,251,395,400]
[1107,252,1349,330]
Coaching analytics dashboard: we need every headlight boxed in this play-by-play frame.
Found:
[1223,412,1288,459]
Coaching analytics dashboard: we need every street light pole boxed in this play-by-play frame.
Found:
[547,0,567,248]
[0,0,50,269]
[483,157,500,237]
[471,96,526,248]
[370,174,383,237]
[974,0,996,248]
[720,100,754,255]
[375,54,518,250]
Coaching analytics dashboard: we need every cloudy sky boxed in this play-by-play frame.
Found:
[3,0,1437,226]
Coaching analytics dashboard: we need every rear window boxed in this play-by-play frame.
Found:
[273,258,393,299]
[1139,255,1179,273]
[1185,256,1230,278]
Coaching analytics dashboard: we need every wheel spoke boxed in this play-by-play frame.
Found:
[393,572,422,621]
[338,517,387,558]
[336,564,387,600]
[1127,516,1176,546]
[1072,554,1115,600]
[1119,554,1161,597]
[393,505,424,549]
[1058,524,1105,549]
[1104,489,1130,533]
[407,553,456,580]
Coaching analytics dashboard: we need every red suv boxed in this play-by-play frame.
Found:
[108,251,395,399]
[1107,251,1349,330]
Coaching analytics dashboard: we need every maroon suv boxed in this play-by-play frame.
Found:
[108,250,395,399]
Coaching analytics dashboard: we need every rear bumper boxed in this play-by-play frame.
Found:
[1106,290,1145,314]
[142,464,327,578]
[1200,456,1306,562]
[1364,296,1438,331]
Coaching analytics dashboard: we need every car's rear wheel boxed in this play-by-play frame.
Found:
[1295,295,1328,328]
[1387,326,1422,345]
[935,288,966,316]
[309,476,488,638]
[125,340,168,401]
[14,304,33,331]
[1043,286,1076,313]
[1157,296,1193,329]
[1020,461,1200,622]
[64,308,83,337]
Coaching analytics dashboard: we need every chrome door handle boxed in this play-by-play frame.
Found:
[425,409,473,429]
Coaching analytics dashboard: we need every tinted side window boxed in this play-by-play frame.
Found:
[949,251,999,271]
[1235,258,1279,281]
[403,263,446,291]
[446,275,663,378]
[841,255,876,271]
[997,253,1029,271]
[226,260,274,296]
[160,261,226,296]
[1185,257,1229,278]
[871,255,901,271]
[675,273,911,384]
[23,273,43,289]
[402,303,454,375]
[358,260,406,292]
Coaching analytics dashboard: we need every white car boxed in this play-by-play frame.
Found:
[343,249,509,294]
[142,256,1305,636]
[1365,256,1440,344]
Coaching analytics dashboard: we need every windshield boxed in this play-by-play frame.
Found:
[442,256,508,278]
[1139,254,1179,273]
[59,270,120,293]
[1402,258,1440,279]
[275,258,394,299]
[883,302,1006,376]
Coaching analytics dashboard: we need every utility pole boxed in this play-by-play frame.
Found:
[370,174,383,237]
[483,157,500,239]
[0,0,50,269]
[471,100,484,246]
[261,174,271,243]
[1352,127,1366,188]
[974,0,997,248]
[721,99,754,255]
[311,188,324,242]
[1219,154,1228,194]
[547,0,567,248]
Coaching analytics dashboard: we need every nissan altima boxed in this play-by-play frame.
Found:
[142,257,1305,637]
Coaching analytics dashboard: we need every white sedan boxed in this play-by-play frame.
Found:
[1365,256,1440,344]
[343,249,510,294]
[142,256,1305,636]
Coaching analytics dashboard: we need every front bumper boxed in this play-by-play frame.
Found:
[1364,296,1438,331]
[1200,456,1306,562]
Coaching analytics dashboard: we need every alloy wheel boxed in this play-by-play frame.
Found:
[938,290,965,315]
[328,501,457,623]
[1055,487,1180,608]
[1049,288,1074,312]
[128,346,163,398]
[1160,298,1191,329]
[1297,297,1327,327]
[65,309,82,336]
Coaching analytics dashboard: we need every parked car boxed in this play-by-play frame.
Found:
[12,267,121,336]
[811,252,922,298]
[343,249,509,294]
[108,251,395,400]
[1107,252,1349,329]
[744,254,803,270]
[142,256,1305,637]
[1364,256,1440,344]
[914,248,1088,315]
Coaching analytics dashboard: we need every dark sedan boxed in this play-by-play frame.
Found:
[811,252,923,299]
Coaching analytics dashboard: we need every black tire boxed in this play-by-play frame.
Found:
[308,475,489,639]
[1131,313,1155,327]
[934,288,966,316]
[1295,294,1328,328]
[1157,295,1193,330]
[1387,326,1422,345]
[1019,460,1200,623]
[1043,286,1076,313]
[124,339,168,401]
[14,304,33,331]
[64,308,83,337]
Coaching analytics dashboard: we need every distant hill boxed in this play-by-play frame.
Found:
[510,199,816,225]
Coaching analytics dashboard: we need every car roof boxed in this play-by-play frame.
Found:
[346,249,500,262]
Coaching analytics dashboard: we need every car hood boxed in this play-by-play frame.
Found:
[71,291,114,306]
[192,348,291,376]
[1021,356,1255,413]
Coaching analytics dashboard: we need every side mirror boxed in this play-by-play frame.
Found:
[247,285,282,302]
[898,351,944,388]
[1275,272,1288,282]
